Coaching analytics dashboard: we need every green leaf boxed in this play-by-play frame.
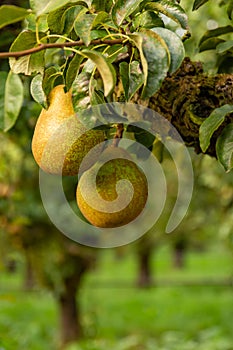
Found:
[0,71,24,132]
[74,13,96,45]
[192,0,209,11]
[119,62,129,99]
[0,5,29,29]
[72,71,91,113]
[82,59,95,73]
[91,0,106,11]
[26,13,48,32]
[91,29,107,40]
[103,20,118,31]
[129,33,148,93]
[112,0,144,26]
[62,5,88,35]
[199,104,233,153]
[90,89,106,106]
[81,49,116,96]
[128,61,144,100]
[0,72,9,129]
[30,0,80,17]
[216,40,233,54]
[151,27,185,73]
[92,11,109,27]
[105,0,113,13]
[133,11,164,30]
[145,1,189,30]
[199,38,225,52]
[30,74,47,108]
[216,123,233,172]
[42,66,63,95]
[65,54,83,90]
[227,0,233,19]
[92,0,113,12]
[130,30,169,99]
[104,44,127,63]
[42,66,60,91]
[9,31,45,75]
[126,124,155,158]
[199,25,233,46]
[152,139,164,163]
[47,3,77,34]
[135,130,155,148]
[92,0,113,13]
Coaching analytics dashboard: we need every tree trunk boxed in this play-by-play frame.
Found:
[58,278,82,348]
[24,255,35,290]
[137,248,153,288]
[173,243,186,269]
[56,251,92,348]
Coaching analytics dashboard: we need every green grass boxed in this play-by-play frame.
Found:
[0,291,57,350]
[0,245,232,350]
[86,244,233,283]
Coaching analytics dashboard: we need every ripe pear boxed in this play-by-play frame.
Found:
[31,85,105,176]
[76,146,148,228]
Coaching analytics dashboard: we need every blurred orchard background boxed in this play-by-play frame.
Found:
[0,0,233,349]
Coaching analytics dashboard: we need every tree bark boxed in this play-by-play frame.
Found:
[172,240,187,269]
[24,254,35,290]
[58,280,81,347]
[137,249,153,288]
[56,247,93,348]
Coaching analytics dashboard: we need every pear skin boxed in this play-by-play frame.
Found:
[31,85,105,176]
[76,147,148,228]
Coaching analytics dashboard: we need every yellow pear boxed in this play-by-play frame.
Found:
[76,146,148,228]
[31,85,105,176]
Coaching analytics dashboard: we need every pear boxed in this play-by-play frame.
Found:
[31,85,105,176]
[76,146,148,228]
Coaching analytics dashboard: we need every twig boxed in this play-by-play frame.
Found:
[0,38,126,59]
[112,123,124,147]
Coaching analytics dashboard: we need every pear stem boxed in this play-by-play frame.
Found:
[112,123,124,147]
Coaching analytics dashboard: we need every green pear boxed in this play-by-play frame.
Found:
[76,146,148,228]
[31,85,105,176]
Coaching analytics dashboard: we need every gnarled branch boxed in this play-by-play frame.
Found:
[148,58,233,157]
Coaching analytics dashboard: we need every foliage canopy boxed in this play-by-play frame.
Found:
[0,0,232,171]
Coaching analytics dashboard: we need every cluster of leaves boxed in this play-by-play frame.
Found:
[199,24,233,73]
[191,0,233,172]
[0,0,232,171]
[192,0,233,15]
[0,0,188,132]
[194,0,233,73]
[199,105,233,172]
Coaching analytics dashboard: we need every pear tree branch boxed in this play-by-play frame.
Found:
[0,38,126,59]
[147,58,233,157]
